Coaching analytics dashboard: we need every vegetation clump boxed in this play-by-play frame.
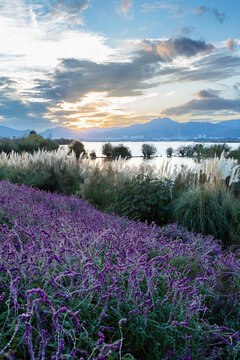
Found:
[141,143,157,158]
[0,131,59,154]
[68,140,86,160]
[172,182,240,246]
[102,142,131,159]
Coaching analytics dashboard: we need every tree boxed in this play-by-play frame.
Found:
[166,147,173,157]
[177,146,186,157]
[141,144,157,158]
[90,150,97,159]
[68,140,86,160]
[102,143,114,159]
[112,144,131,159]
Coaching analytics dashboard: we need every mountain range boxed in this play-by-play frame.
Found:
[1,118,240,141]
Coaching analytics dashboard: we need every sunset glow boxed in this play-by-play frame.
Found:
[0,0,239,131]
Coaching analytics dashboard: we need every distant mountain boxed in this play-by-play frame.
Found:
[0,126,30,138]
[2,118,240,140]
[218,119,240,129]
[40,117,240,140]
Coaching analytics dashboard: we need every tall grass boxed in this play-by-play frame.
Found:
[1,149,240,243]
[172,182,240,245]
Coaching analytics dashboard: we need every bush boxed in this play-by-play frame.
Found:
[172,183,240,245]
[68,140,86,160]
[102,143,131,159]
[102,142,114,158]
[90,150,97,159]
[166,147,173,157]
[0,133,59,154]
[112,144,131,159]
[142,143,157,158]
[114,174,173,225]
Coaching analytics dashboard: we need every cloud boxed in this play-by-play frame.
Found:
[233,83,240,96]
[195,89,219,99]
[181,26,196,36]
[141,1,184,18]
[34,56,163,102]
[33,37,215,105]
[117,0,133,14]
[140,37,215,61]
[193,6,226,24]
[162,53,240,84]
[49,0,91,24]
[226,38,238,52]
[162,92,240,116]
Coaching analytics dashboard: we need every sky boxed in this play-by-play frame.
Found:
[0,0,240,131]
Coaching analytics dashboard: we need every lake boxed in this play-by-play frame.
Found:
[80,141,240,168]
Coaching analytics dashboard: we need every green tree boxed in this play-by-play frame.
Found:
[102,143,114,159]
[141,144,157,158]
[166,147,173,157]
[68,140,86,160]
[112,144,131,159]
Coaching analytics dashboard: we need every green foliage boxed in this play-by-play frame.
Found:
[0,163,84,195]
[68,140,86,160]
[80,174,116,210]
[90,150,97,159]
[227,146,240,162]
[102,143,131,159]
[166,147,173,157]
[112,144,131,159]
[0,133,59,154]
[114,175,173,225]
[141,143,157,158]
[102,142,114,158]
[172,183,240,245]
[55,138,74,145]
[176,143,231,158]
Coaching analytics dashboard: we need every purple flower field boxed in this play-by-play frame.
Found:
[0,180,239,359]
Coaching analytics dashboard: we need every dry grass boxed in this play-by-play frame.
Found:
[0,149,239,187]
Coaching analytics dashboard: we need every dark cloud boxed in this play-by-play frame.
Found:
[34,37,215,103]
[34,56,163,102]
[195,89,219,99]
[0,77,18,96]
[193,6,226,24]
[233,83,240,96]
[162,53,240,84]
[141,37,214,61]
[162,95,240,116]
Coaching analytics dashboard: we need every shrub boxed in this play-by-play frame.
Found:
[166,147,173,157]
[0,149,84,194]
[112,144,131,159]
[68,140,86,160]
[102,142,114,158]
[0,133,59,154]
[172,183,240,245]
[90,150,97,159]
[177,145,187,157]
[141,143,157,158]
[102,143,131,159]
[80,172,116,211]
[114,174,173,225]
